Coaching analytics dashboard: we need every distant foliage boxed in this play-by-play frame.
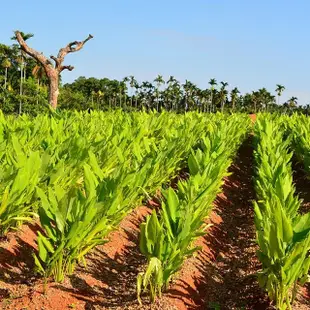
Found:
[1,41,309,115]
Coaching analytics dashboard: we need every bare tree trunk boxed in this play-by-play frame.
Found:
[14,31,93,110]
[48,73,59,109]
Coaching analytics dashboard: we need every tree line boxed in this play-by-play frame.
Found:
[0,32,308,115]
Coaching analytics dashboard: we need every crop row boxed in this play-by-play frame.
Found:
[253,115,310,310]
[137,114,250,302]
[289,114,310,176]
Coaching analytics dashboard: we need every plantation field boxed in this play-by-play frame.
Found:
[0,111,309,310]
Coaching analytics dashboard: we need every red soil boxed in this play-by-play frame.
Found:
[0,137,309,310]
[0,207,152,310]
[249,114,257,123]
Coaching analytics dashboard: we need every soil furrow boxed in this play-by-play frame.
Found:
[191,136,270,309]
[292,156,310,303]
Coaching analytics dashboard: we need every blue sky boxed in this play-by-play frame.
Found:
[1,1,309,104]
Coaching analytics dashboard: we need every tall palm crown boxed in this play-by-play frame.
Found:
[275,84,285,105]
[154,74,164,86]
[208,78,217,112]
[129,76,137,88]
[11,31,34,70]
[220,81,229,89]
[209,78,217,89]
[11,32,34,42]
[1,58,11,69]
[257,88,274,110]
[219,82,228,112]
[288,96,298,108]
[154,75,164,110]
[230,87,240,111]
[275,84,285,96]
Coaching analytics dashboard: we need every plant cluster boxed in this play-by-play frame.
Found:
[137,115,251,303]
[253,115,310,310]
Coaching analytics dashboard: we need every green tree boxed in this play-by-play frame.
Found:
[230,87,240,112]
[122,76,130,109]
[154,75,165,111]
[11,32,34,114]
[288,96,298,109]
[209,78,217,112]
[220,81,228,112]
[32,64,46,105]
[1,58,11,90]
[275,84,285,105]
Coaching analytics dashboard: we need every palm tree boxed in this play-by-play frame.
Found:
[140,81,154,110]
[0,44,13,91]
[11,32,34,114]
[275,84,285,105]
[183,80,197,112]
[154,75,165,111]
[166,76,177,110]
[230,87,240,112]
[167,76,177,85]
[1,58,11,90]
[32,63,45,104]
[122,76,130,108]
[288,96,298,109]
[257,88,274,111]
[134,81,140,109]
[170,79,181,111]
[220,81,229,90]
[251,91,259,113]
[209,78,217,112]
[220,81,228,112]
[129,76,138,108]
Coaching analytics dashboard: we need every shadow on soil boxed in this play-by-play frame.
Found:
[55,211,151,309]
[292,157,310,300]
[191,136,271,310]
[0,223,40,286]
[292,156,310,214]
